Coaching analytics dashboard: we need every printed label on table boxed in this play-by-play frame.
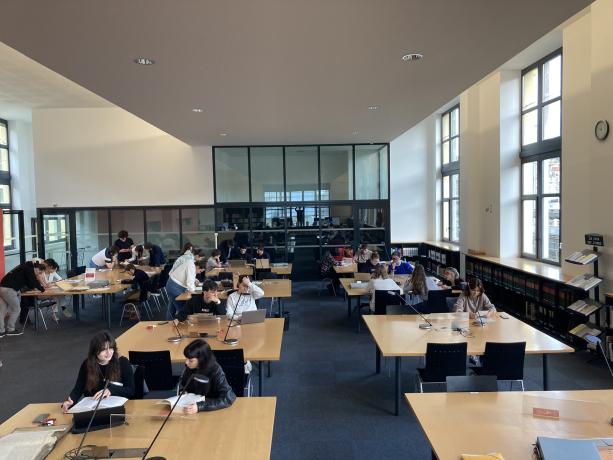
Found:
[532,407,560,419]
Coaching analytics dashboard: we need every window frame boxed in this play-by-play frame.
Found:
[520,49,562,265]
[1,117,15,251]
[440,105,460,243]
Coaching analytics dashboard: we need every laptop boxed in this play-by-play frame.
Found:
[240,309,266,325]
[71,406,126,433]
[228,259,247,267]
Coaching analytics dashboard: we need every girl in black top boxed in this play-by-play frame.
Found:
[115,230,134,262]
[62,331,135,413]
[180,339,236,414]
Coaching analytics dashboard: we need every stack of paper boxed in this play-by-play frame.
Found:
[67,396,128,413]
[158,393,205,408]
[565,250,599,265]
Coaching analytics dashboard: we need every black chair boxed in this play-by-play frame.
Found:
[416,342,468,392]
[424,289,451,313]
[446,297,457,312]
[374,290,402,316]
[445,375,498,392]
[386,304,412,315]
[213,349,247,397]
[258,272,278,280]
[472,342,526,390]
[128,351,177,391]
[357,262,368,273]
[132,365,147,399]
[67,266,86,278]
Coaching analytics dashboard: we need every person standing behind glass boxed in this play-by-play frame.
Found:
[114,230,134,262]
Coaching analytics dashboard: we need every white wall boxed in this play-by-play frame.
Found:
[32,107,214,207]
[389,114,436,243]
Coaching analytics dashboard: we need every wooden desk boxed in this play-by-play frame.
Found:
[206,266,254,278]
[338,275,415,318]
[270,263,292,277]
[117,319,284,396]
[176,280,292,318]
[0,398,276,460]
[406,390,613,460]
[363,313,574,415]
[334,263,357,275]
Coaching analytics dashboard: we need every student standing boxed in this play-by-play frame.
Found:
[89,246,119,269]
[0,261,46,336]
[219,240,235,263]
[114,230,134,262]
[143,242,165,267]
[225,275,264,319]
[367,265,402,312]
[180,339,236,413]
[172,243,195,270]
[388,251,414,275]
[453,278,496,319]
[61,331,135,413]
[42,258,72,320]
[121,264,151,299]
[166,259,207,319]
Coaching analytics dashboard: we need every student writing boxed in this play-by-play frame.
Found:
[453,278,496,319]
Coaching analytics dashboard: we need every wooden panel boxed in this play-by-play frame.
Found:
[117,319,284,362]
[406,390,613,460]
[363,313,574,357]
[0,398,276,460]
[468,255,572,283]
[206,266,254,277]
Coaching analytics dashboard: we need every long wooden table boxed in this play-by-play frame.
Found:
[406,390,613,460]
[117,319,284,396]
[270,263,292,277]
[334,262,358,275]
[21,267,162,329]
[0,398,276,460]
[176,279,292,318]
[363,313,574,415]
[340,276,410,317]
[206,266,254,278]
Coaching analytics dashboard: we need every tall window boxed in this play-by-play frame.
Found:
[521,50,562,264]
[0,118,13,249]
[441,105,460,242]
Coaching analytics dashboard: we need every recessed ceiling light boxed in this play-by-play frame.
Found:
[352,131,359,135]
[133,57,155,65]
[368,105,380,110]
[402,53,423,61]
[192,108,204,113]
[219,132,228,136]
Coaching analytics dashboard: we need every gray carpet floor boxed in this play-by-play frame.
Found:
[0,281,611,459]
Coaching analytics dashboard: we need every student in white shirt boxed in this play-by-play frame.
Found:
[367,265,402,312]
[89,246,119,269]
[127,245,149,265]
[172,243,195,270]
[226,275,264,319]
[166,259,207,319]
[41,259,72,320]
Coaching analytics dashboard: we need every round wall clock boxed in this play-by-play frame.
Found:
[595,120,609,141]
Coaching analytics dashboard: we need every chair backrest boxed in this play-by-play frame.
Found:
[258,271,278,280]
[386,304,412,315]
[445,297,457,312]
[128,351,175,391]
[423,342,468,382]
[482,341,526,380]
[445,375,498,392]
[157,264,172,288]
[213,349,246,397]
[425,289,451,313]
[374,290,402,315]
[132,365,146,399]
[67,266,86,278]
[357,262,369,273]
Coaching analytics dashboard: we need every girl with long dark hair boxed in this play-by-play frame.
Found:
[61,331,134,413]
[180,339,236,414]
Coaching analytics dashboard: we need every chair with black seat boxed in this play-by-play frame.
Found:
[132,365,146,399]
[213,349,248,397]
[471,341,526,390]
[66,266,86,278]
[445,375,498,392]
[357,262,367,273]
[424,289,451,313]
[416,342,468,392]
[128,351,178,395]
[374,290,402,316]
[446,297,457,312]
[386,304,412,315]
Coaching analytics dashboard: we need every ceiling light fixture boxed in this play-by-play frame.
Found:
[219,132,228,136]
[402,53,423,61]
[133,57,155,65]
[352,131,359,135]
[368,105,380,110]
[192,108,204,113]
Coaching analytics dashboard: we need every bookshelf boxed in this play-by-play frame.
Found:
[391,241,460,279]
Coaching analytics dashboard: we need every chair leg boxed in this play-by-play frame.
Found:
[38,309,48,331]
[520,380,524,391]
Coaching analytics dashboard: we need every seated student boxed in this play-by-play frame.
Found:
[178,279,225,321]
[114,230,134,262]
[453,278,496,319]
[359,251,381,274]
[61,331,135,413]
[41,258,72,321]
[142,242,165,267]
[320,250,340,294]
[0,260,46,336]
[166,259,207,320]
[180,339,236,414]
[388,251,414,275]
[172,242,195,270]
[252,245,271,261]
[219,239,235,263]
[206,249,223,272]
[354,243,372,263]
[225,275,264,319]
[230,244,252,261]
[343,247,354,259]
[403,264,439,307]
[367,265,402,312]
[89,246,119,269]
[441,267,464,290]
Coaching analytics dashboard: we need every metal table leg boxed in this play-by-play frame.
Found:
[376,346,381,374]
[267,361,271,378]
[395,357,402,416]
[543,354,549,390]
[347,295,352,317]
[105,295,112,329]
[34,299,39,332]
[278,298,283,318]
[258,361,263,396]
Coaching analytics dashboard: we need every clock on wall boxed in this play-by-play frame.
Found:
[595,120,609,141]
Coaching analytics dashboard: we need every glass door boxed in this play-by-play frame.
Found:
[2,210,26,272]
[356,204,389,259]
[39,211,73,276]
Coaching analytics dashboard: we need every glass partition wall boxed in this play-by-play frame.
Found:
[36,144,389,280]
